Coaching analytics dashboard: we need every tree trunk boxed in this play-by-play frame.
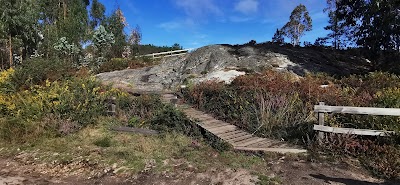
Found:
[63,0,67,20]
[8,35,12,67]
[20,47,23,64]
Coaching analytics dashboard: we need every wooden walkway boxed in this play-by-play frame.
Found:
[162,94,307,154]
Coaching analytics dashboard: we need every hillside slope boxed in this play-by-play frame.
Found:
[97,43,371,93]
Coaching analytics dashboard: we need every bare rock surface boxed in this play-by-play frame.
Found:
[97,43,371,93]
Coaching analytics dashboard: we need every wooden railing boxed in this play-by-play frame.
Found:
[314,102,397,140]
[139,49,190,59]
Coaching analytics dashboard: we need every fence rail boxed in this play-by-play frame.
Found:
[139,49,190,59]
[314,102,399,140]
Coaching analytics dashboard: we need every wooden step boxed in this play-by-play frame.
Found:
[209,125,237,134]
[221,131,248,140]
[234,147,307,154]
[161,94,307,154]
[219,130,244,138]
[226,134,254,143]
[233,138,266,147]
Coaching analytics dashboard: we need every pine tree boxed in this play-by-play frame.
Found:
[90,0,106,29]
[272,29,284,44]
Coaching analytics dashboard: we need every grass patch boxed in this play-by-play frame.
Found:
[93,136,112,147]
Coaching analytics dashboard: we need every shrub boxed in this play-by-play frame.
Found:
[97,58,128,73]
[94,136,112,147]
[150,105,200,137]
[184,69,400,143]
[11,58,75,90]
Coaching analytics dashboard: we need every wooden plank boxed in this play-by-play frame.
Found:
[210,125,237,134]
[313,125,395,136]
[221,132,248,140]
[247,140,275,148]
[201,121,229,128]
[207,125,236,132]
[314,105,400,116]
[226,134,254,143]
[219,130,242,138]
[201,122,228,128]
[195,117,215,122]
[318,102,325,141]
[154,53,187,59]
[234,147,307,154]
[233,138,266,147]
[143,49,189,56]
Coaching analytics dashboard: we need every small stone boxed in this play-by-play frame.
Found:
[112,163,118,169]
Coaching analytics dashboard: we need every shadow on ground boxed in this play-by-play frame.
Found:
[310,174,399,185]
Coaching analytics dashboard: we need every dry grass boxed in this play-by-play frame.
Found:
[0,116,270,176]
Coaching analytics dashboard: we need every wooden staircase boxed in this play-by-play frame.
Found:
[162,94,307,154]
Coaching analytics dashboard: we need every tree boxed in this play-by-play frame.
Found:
[128,25,142,56]
[0,0,39,66]
[281,4,312,46]
[172,43,182,50]
[331,0,400,67]
[90,0,106,29]
[37,0,90,58]
[323,0,350,49]
[104,7,127,58]
[272,29,284,44]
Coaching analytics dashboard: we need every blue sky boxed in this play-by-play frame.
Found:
[99,0,330,49]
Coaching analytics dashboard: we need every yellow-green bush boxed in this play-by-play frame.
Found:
[0,67,129,142]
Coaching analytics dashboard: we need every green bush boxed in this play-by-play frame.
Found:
[183,70,400,144]
[94,136,112,147]
[150,105,200,137]
[0,70,130,143]
[97,58,128,73]
[11,58,74,90]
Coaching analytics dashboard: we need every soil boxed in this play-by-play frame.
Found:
[1,155,397,185]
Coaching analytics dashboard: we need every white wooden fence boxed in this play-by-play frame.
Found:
[314,102,397,140]
[139,49,190,59]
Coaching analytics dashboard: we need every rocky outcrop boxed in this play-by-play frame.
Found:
[96,43,371,93]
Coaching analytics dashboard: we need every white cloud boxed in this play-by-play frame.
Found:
[158,19,196,31]
[229,16,254,23]
[174,0,222,19]
[234,0,259,14]
[158,21,182,30]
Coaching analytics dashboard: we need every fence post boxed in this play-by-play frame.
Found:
[318,102,325,142]
[107,97,117,116]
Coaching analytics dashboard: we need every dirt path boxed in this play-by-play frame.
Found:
[1,155,398,185]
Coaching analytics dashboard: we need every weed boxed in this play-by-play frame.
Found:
[256,174,281,185]
[93,136,112,147]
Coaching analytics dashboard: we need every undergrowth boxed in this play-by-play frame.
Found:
[183,69,400,180]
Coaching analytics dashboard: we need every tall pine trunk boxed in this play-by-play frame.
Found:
[8,35,12,67]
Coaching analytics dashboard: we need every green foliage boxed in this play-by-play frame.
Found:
[57,0,89,45]
[89,0,106,29]
[93,136,112,147]
[271,29,284,44]
[127,116,141,127]
[150,105,200,137]
[0,0,39,66]
[92,25,115,55]
[103,8,127,58]
[10,58,74,90]
[184,70,400,145]
[281,4,312,46]
[96,58,128,73]
[257,174,281,185]
[53,37,81,63]
[137,44,185,55]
